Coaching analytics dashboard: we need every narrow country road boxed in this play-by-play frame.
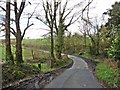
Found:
[45,55,102,88]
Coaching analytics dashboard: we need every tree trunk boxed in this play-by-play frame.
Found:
[55,18,64,60]
[15,21,23,64]
[96,26,100,55]
[16,36,23,64]
[5,1,14,64]
[96,32,100,55]
[50,27,55,68]
[55,29,64,60]
[84,33,87,48]
[89,35,97,55]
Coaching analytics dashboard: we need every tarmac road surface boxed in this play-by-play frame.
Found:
[45,55,102,88]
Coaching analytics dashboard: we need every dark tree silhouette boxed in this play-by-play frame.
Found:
[5,0,14,64]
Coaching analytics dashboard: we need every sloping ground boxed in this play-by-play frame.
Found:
[2,59,73,90]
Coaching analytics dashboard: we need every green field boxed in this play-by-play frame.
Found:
[22,39,50,46]
[0,45,50,63]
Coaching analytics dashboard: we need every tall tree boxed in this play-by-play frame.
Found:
[81,0,102,55]
[0,0,34,64]
[36,0,58,67]
[13,0,33,64]
[5,0,14,64]
[14,0,25,63]
[42,0,57,67]
[55,0,94,59]
[55,0,75,60]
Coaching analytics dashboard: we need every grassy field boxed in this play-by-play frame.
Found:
[23,39,50,46]
[0,45,50,62]
[22,39,51,51]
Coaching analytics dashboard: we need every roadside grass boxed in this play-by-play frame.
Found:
[2,62,54,88]
[96,63,120,88]
[79,52,120,88]
[32,55,73,72]
[2,63,40,88]
[53,55,73,69]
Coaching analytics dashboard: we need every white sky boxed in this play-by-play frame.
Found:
[0,0,120,39]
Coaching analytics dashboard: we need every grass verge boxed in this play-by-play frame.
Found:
[53,55,73,69]
[96,63,120,88]
[80,53,120,88]
[2,63,40,88]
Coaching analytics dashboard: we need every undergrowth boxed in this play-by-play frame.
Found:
[2,63,40,88]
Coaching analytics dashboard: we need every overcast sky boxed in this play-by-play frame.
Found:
[0,0,120,39]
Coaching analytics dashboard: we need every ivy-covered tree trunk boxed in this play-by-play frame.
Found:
[55,28,64,60]
[15,32,23,64]
[55,17,64,60]
[5,1,14,64]
[89,35,97,55]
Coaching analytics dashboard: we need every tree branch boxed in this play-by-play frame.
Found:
[0,6,6,11]
[18,0,26,18]
[36,17,49,27]
[0,22,17,37]
[21,23,34,40]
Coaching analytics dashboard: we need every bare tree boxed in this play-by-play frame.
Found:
[0,0,35,64]
[55,0,94,59]
[78,21,87,48]
[13,0,34,63]
[5,0,14,64]
[55,0,75,60]
[81,0,102,55]
[41,0,58,67]
[36,0,94,61]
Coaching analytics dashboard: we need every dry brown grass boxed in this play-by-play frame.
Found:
[103,58,119,69]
